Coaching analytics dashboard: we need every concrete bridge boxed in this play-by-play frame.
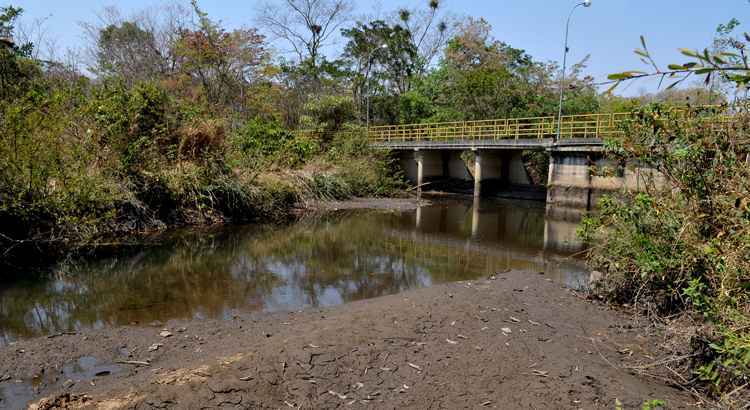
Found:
[366,112,664,209]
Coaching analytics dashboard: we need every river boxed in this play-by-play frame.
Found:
[0,197,588,347]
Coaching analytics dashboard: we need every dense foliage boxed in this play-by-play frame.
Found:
[0,0,610,262]
[0,3,401,263]
[343,17,599,124]
[580,19,750,402]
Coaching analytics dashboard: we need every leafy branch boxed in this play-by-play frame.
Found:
[606,35,750,93]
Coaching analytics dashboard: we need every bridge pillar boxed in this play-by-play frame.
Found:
[415,150,426,197]
[473,149,482,197]
[411,149,444,196]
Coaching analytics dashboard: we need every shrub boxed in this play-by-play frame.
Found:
[303,95,356,140]
[177,118,226,162]
[326,127,370,161]
[0,78,126,247]
[232,118,293,159]
[88,80,173,171]
[579,104,750,396]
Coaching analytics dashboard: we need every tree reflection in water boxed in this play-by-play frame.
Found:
[0,199,587,345]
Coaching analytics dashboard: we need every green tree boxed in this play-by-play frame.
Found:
[0,5,38,101]
[95,21,165,85]
[342,20,419,123]
[173,1,270,113]
[412,18,598,123]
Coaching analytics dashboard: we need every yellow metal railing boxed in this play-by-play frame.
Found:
[367,112,634,143]
[296,106,735,144]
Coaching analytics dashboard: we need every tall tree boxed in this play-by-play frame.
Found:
[393,0,456,73]
[342,19,419,113]
[174,1,270,112]
[411,18,598,123]
[83,4,191,85]
[96,21,164,83]
[256,0,352,68]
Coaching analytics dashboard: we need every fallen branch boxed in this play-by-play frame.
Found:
[116,360,150,366]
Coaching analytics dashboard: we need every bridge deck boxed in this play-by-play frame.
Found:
[372,137,603,150]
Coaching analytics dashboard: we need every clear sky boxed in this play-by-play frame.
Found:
[9,0,747,95]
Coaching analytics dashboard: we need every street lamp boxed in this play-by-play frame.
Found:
[365,43,388,129]
[555,0,591,141]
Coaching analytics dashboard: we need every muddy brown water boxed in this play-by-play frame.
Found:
[0,198,588,348]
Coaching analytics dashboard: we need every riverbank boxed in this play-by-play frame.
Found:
[1,270,695,409]
[302,197,423,212]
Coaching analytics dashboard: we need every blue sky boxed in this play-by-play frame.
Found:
[9,0,746,95]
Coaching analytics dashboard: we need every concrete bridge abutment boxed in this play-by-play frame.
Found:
[545,144,666,211]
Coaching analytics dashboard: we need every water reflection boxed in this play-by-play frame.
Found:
[0,198,588,345]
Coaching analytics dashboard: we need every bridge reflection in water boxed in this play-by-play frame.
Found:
[0,198,589,345]
[410,198,589,290]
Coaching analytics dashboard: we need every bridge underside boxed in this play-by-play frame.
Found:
[386,138,663,211]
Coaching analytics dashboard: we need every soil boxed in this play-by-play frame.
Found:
[0,270,697,409]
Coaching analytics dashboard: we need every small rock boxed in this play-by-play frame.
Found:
[149,343,163,352]
[159,331,172,338]
[63,379,75,389]
[501,327,512,335]
[177,327,187,333]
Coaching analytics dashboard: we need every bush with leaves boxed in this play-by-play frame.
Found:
[0,76,128,247]
[88,80,175,172]
[579,105,750,397]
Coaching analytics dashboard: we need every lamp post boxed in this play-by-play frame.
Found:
[365,43,388,129]
[556,0,591,141]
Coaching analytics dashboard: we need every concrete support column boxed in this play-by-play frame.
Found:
[473,149,482,198]
[545,152,557,204]
[415,149,424,197]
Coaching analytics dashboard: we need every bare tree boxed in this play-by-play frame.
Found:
[393,0,459,72]
[14,14,52,60]
[256,0,352,66]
